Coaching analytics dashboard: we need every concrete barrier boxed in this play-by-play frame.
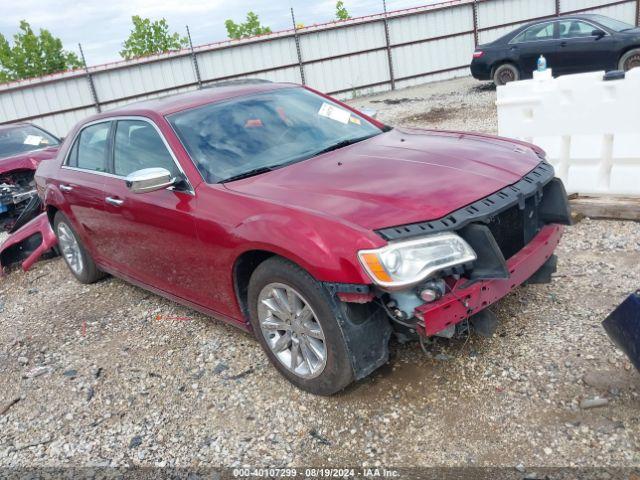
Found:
[497,67,640,196]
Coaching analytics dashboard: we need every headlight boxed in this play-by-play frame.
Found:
[358,233,476,289]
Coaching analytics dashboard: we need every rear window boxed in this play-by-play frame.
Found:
[512,22,556,43]
[588,15,635,32]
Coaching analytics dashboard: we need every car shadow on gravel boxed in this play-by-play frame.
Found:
[471,82,497,93]
[339,332,480,401]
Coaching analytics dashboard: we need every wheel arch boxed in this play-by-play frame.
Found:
[618,45,640,66]
[233,249,278,321]
[46,205,59,226]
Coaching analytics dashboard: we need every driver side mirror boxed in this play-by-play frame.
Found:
[592,29,606,38]
[125,167,175,194]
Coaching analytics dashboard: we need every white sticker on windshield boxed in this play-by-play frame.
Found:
[23,135,43,146]
[318,103,350,124]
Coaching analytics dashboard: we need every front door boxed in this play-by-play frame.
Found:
[96,118,205,305]
[556,19,617,74]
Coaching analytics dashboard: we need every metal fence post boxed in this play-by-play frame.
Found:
[636,0,640,26]
[382,0,396,90]
[186,25,203,89]
[78,43,101,113]
[555,0,561,16]
[290,8,306,85]
[472,0,479,46]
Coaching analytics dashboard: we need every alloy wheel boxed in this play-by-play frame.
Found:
[257,283,327,379]
[57,222,84,275]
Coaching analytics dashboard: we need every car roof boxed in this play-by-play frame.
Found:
[523,13,606,28]
[101,81,298,118]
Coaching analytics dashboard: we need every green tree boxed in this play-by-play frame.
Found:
[0,20,81,82]
[225,12,272,40]
[335,1,351,20]
[120,16,188,60]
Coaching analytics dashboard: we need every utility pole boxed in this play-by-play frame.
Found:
[290,7,306,85]
[186,25,203,89]
[382,0,396,90]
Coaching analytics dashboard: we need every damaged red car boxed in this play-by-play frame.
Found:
[0,123,60,231]
[28,82,570,394]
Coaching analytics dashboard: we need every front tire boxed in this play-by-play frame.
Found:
[619,48,640,72]
[493,63,520,86]
[54,212,105,284]
[248,257,354,395]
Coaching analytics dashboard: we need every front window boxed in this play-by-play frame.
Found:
[168,87,383,183]
[113,120,178,177]
[588,15,635,32]
[0,124,60,158]
[559,20,598,38]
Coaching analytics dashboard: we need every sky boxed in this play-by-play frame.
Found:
[0,0,439,66]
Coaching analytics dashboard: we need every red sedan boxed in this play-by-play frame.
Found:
[33,82,570,394]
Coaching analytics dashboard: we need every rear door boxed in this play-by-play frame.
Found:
[56,121,112,258]
[96,118,206,304]
[510,21,562,77]
[556,19,617,73]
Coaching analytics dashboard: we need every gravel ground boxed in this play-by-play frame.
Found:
[1,76,639,470]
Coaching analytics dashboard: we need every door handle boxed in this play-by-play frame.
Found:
[560,41,568,47]
[59,184,73,192]
[105,196,124,207]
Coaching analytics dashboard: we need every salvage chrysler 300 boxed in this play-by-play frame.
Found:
[32,82,570,394]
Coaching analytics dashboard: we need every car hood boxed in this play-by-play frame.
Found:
[0,146,59,175]
[225,128,543,231]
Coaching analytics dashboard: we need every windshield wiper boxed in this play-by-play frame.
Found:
[219,166,274,183]
[311,133,380,158]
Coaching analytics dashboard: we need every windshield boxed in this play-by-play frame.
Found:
[0,124,60,159]
[168,87,383,183]
[590,15,635,32]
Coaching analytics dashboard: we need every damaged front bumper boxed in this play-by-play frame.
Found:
[414,224,564,336]
[0,212,57,274]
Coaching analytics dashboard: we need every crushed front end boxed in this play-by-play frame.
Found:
[0,169,38,232]
[360,161,571,339]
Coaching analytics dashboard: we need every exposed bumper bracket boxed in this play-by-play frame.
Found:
[0,212,57,274]
[415,224,563,337]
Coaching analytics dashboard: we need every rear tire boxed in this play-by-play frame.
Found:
[53,212,105,284]
[493,63,520,86]
[247,257,354,395]
[619,48,640,71]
